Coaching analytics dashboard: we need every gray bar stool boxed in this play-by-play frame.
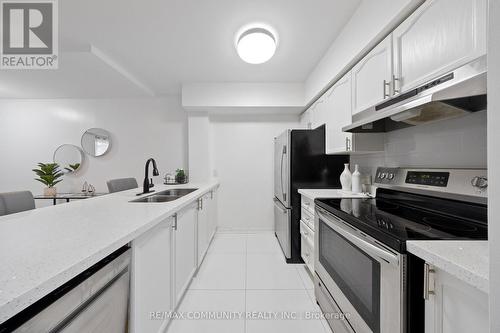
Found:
[106,178,138,193]
[0,191,36,216]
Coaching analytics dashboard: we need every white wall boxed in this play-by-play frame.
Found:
[0,97,187,206]
[489,0,500,330]
[351,111,487,176]
[182,83,304,110]
[305,0,422,102]
[210,115,299,231]
[188,113,211,182]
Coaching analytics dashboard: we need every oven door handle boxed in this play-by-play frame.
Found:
[317,209,399,266]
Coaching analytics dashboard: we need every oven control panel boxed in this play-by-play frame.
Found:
[375,168,450,187]
[405,171,449,187]
[373,167,487,203]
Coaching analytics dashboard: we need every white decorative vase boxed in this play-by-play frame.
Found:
[340,163,352,191]
[352,164,362,193]
[44,187,57,197]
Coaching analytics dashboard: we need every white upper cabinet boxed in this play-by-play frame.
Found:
[299,108,312,129]
[312,98,327,129]
[302,72,384,154]
[321,74,352,154]
[393,0,487,94]
[351,35,393,116]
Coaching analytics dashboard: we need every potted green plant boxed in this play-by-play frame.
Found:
[175,168,187,184]
[32,163,64,196]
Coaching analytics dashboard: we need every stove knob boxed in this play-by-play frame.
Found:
[471,176,487,191]
[388,173,395,180]
[380,173,386,179]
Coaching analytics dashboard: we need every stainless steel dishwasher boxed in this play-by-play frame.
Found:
[1,246,131,333]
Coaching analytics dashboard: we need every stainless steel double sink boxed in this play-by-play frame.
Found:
[130,188,198,203]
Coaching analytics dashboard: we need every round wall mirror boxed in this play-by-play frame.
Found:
[81,128,111,157]
[53,144,84,174]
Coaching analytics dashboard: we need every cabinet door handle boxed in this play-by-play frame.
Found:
[392,75,400,95]
[172,214,178,230]
[383,80,390,99]
[423,263,435,300]
[346,137,351,151]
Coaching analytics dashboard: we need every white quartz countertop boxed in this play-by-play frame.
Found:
[0,180,219,323]
[407,240,489,293]
[298,188,372,200]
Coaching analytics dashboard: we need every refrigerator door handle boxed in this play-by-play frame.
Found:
[273,197,287,214]
[280,145,286,202]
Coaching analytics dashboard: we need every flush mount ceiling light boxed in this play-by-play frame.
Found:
[235,25,278,64]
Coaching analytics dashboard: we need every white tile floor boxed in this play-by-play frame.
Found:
[168,232,332,333]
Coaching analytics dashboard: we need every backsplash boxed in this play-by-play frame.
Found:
[351,111,487,178]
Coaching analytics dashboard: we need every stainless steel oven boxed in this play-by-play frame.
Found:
[314,206,406,333]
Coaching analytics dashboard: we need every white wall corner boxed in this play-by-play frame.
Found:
[488,0,500,330]
[90,45,156,97]
[187,114,211,183]
[181,82,305,114]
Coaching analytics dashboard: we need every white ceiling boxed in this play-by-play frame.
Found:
[0,0,361,98]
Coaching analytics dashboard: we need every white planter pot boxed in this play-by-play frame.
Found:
[44,187,57,197]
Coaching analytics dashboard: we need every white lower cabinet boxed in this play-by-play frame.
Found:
[300,194,315,273]
[174,202,198,306]
[197,196,208,264]
[424,265,488,333]
[196,188,218,266]
[207,188,218,243]
[130,188,218,333]
[130,217,174,333]
[300,221,314,273]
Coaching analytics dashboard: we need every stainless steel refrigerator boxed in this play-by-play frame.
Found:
[273,125,348,263]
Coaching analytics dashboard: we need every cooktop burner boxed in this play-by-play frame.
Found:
[315,188,487,252]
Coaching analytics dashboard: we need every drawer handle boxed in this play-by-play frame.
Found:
[383,79,390,99]
[423,263,435,300]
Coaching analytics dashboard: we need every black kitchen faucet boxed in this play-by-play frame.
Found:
[141,158,159,194]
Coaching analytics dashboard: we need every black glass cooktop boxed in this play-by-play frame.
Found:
[315,189,487,252]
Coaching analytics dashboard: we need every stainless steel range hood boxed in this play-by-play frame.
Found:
[343,56,487,133]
